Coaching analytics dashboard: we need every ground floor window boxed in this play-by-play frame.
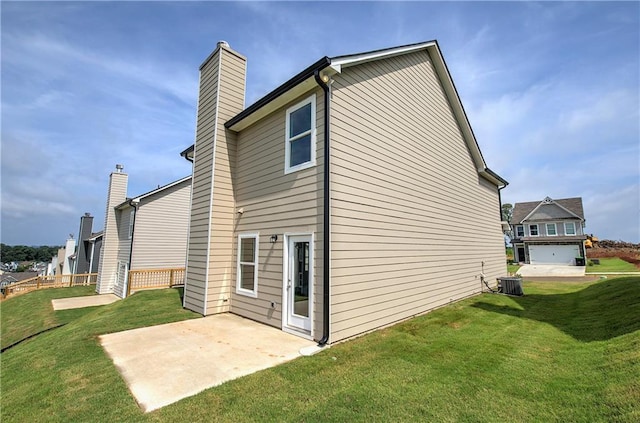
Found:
[237,233,259,297]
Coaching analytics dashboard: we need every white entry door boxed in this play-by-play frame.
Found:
[284,235,313,333]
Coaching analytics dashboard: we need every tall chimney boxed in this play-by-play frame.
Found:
[96,165,128,294]
[74,213,94,274]
[184,42,246,315]
[62,236,76,275]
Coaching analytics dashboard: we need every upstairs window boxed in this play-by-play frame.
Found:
[529,224,539,236]
[546,223,557,236]
[516,225,525,237]
[285,95,316,174]
[565,222,576,236]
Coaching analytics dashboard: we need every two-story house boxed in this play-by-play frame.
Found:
[181,40,508,345]
[511,196,587,265]
[96,166,192,298]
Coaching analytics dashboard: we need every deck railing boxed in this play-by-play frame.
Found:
[2,267,186,300]
[1,273,97,299]
[127,268,185,296]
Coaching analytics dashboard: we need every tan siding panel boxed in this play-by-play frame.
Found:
[232,89,325,340]
[329,49,506,342]
[130,179,191,270]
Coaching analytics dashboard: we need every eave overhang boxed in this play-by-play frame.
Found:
[115,175,192,210]
[226,57,331,131]
[221,40,507,187]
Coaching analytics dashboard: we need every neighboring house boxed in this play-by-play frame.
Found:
[510,196,587,265]
[181,40,508,345]
[53,237,76,276]
[73,213,103,275]
[95,166,192,298]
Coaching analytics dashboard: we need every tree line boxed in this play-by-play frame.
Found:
[1,244,62,263]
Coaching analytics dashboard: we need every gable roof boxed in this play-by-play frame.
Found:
[86,231,103,242]
[115,175,192,210]
[189,40,506,187]
[512,197,585,224]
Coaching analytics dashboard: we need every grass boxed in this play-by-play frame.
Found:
[2,280,639,422]
[507,263,521,274]
[586,257,639,273]
[1,285,96,350]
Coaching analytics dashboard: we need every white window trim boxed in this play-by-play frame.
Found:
[515,225,525,237]
[564,222,576,236]
[284,94,317,174]
[236,233,259,298]
[546,223,557,236]
[529,224,539,237]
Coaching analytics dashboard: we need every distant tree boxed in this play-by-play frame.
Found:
[501,203,514,241]
[1,244,62,263]
[501,203,513,222]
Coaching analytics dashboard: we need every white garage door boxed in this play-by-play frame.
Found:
[529,245,580,264]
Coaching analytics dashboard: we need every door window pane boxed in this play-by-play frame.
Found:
[293,241,309,318]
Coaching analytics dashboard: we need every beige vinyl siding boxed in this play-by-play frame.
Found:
[232,89,325,339]
[204,49,245,315]
[96,172,128,295]
[184,44,247,315]
[130,179,191,270]
[113,206,133,298]
[329,50,506,342]
[183,50,220,314]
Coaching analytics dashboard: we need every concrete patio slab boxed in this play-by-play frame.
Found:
[518,264,586,277]
[99,313,318,412]
[52,294,119,310]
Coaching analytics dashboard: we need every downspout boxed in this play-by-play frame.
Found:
[314,69,330,346]
[126,199,139,297]
[498,184,507,221]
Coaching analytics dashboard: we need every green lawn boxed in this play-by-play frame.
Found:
[586,257,639,273]
[1,285,96,350]
[2,280,639,422]
[507,263,521,274]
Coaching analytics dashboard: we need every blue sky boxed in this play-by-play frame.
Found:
[1,1,638,246]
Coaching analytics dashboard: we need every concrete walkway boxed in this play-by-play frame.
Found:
[517,264,586,277]
[99,313,320,412]
[52,294,120,310]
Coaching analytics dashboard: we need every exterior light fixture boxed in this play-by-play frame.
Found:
[270,235,278,243]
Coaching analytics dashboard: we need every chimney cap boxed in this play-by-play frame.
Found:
[84,212,92,217]
[115,164,124,172]
[217,40,230,49]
